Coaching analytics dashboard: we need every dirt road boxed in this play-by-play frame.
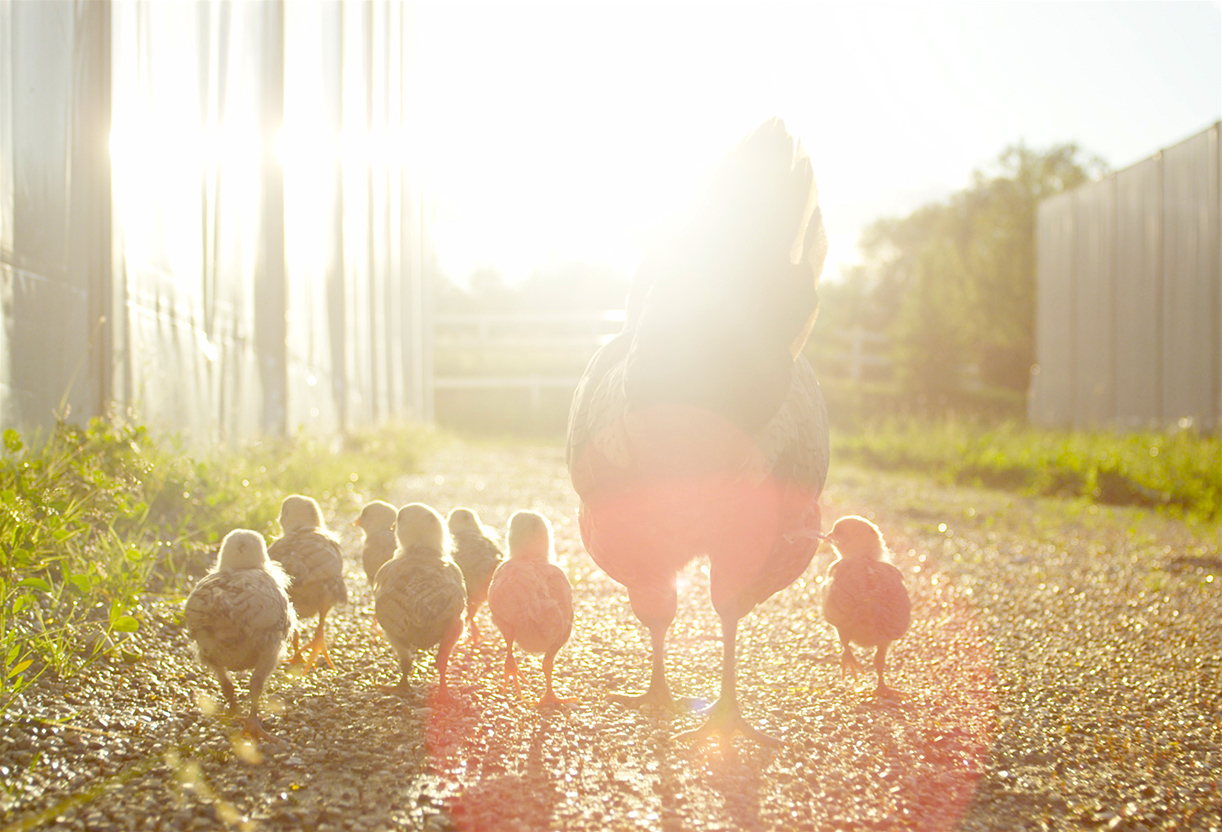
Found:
[3,441,1219,831]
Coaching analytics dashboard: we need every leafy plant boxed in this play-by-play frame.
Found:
[0,417,438,714]
[833,418,1222,523]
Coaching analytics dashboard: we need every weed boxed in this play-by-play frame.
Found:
[0,417,437,716]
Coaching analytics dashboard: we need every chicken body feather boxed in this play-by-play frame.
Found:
[356,500,398,586]
[374,548,467,652]
[566,118,830,744]
[373,503,467,699]
[267,495,347,671]
[448,508,505,643]
[268,529,348,617]
[184,529,295,738]
[820,515,911,696]
[487,511,575,705]
[488,558,573,655]
[185,567,295,671]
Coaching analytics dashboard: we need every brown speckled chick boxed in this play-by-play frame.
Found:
[355,500,398,587]
[184,529,296,739]
[374,503,467,701]
[487,511,575,706]
[267,494,348,671]
[446,507,504,644]
[820,515,911,697]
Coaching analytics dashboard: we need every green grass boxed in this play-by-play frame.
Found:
[834,417,1222,523]
[0,417,439,713]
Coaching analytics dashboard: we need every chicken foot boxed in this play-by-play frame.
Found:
[607,624,680,711]
[672,615,781,747]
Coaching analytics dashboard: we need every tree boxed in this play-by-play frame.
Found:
[849,142,1107,397]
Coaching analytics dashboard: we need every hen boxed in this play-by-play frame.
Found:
[373,503,467,701]
[487,511,574,706]
[267,494,348,671]
[184,529,296,739]
[447,507,505,644]
[355,500,398,587]
[567,118,830,745]
[820,515,911,697]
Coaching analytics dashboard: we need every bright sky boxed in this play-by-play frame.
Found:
[413,2,1222,287]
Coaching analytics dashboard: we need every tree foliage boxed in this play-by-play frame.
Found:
[848,143,1108,396]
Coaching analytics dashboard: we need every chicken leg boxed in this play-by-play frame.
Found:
[608,624,677,709]
[607,580,680,710]
[672,614,781,746]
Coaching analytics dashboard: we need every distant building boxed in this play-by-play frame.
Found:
[1030,122,1221,432]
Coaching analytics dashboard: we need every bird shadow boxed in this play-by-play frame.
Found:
[447,707,564,831]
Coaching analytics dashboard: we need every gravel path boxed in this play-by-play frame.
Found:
[2,440,1219,831]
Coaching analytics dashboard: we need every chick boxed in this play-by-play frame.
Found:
[355,500,398,587]
[820,515,911,697]
[184,529,296,739]
[267,494,348,671]
[373,503,467,701]
[446,507,505,644]
[487,511,575,706]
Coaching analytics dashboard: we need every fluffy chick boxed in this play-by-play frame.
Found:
[184,529,296,739]
[374,503,467,701]
[267,494,348,671]
[446,507,505,644]
[487,511,575,706]
[355,500,398,587]
[820,515,911,697]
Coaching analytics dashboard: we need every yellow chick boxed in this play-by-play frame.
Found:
[487,511,575,706]
[184,529,296,739]
[820,515,911,697]
[355,500,398,587]
[373,503,467,701]
[267,494,348,671]
[446,507,505,644]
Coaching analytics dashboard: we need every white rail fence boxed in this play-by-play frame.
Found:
[431,311,891,428]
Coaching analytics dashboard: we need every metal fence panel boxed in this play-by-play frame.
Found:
[1073,178,1116,425]
[1030,191,1077,426]
[1,1,109,430]
[1161,128,1220,429]
[110,1,277,442]
[1113,156,1163,427]
[1034,122,1222,432]
[1,0,430,444]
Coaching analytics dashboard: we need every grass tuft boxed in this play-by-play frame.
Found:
[833,418,1222,523]
[0,417,439,713]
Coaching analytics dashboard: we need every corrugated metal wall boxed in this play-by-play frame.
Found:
[0,0,431,444]
[1030,123,1222,431]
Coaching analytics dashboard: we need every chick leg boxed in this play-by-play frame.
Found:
[286,630,305,667]
[873,642,898,698]
[244,657,279,742]
[378,653,416,696]
[215,668,240,713]
[839,634,861,680]
[304,608,335,671]
[607,581,678,710]
[466,590,488,645]
[538,649,576,707]
[502,636,523,696]
[435,618,463,704]
[466,605,482,646]
[672,614,781,747]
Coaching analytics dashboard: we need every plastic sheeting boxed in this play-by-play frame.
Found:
[1,0,430,443]
[1031,123,1222,431]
